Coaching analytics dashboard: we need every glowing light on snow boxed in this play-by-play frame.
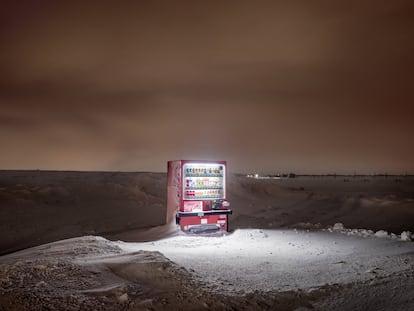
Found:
[117,229,357,292]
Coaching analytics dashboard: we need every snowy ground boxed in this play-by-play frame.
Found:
[1,225,413,310]
[119,227,414,294]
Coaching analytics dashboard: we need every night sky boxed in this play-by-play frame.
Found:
[1,1,413,174]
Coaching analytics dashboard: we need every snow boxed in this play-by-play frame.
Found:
[1,172,414,310]
[401,231,413,241]
[332,222,345,231]
[1,229,414,310]
[118,228,414,295]
[327,223,413,242]
[375,230,390,238]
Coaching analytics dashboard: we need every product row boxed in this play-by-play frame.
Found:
[184,166,223,175]
[185,177,222,188]
[184,189,222,198]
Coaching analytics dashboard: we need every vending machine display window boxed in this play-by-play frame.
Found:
[182,163,225,200]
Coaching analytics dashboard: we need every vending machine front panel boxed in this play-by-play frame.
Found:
[168,160,231,233]
[182,162,226,201]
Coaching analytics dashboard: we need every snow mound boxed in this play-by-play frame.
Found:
[327,223,412,241]
[328,223,374,238]
[0,237,207,310]
[333,223,345,231]
[375,230,389,238]
[401,231,412,241]
[0,235,330,310]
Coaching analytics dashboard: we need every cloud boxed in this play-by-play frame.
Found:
[0,0,413,173]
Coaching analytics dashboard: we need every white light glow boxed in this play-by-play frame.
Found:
[117,229,412,294]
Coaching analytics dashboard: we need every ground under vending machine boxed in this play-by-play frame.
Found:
[167,160,232,233]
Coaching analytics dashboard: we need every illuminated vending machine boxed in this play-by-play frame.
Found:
[167,160,232,233]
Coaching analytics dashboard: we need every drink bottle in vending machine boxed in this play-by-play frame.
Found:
[167,160,232,233]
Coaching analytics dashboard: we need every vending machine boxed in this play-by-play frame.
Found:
[167,160,232,233]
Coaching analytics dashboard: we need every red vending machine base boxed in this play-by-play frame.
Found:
[176,211,231,234]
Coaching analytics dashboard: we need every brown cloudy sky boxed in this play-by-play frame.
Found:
[0,0,413,173]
